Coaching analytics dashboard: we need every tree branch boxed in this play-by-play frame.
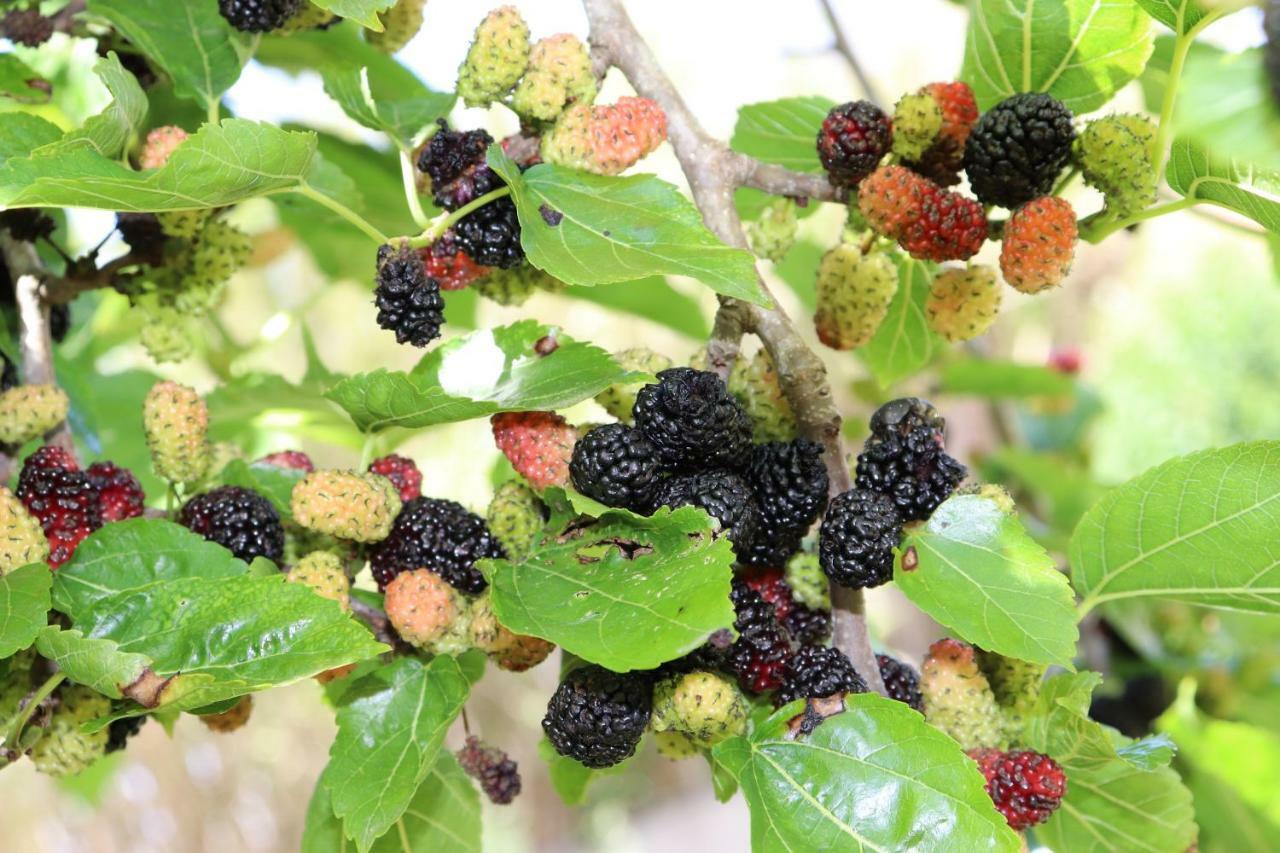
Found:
[816,0,882,105]
[2,233,73,452]
[583,0,885,695]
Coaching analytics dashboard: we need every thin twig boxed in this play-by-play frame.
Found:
[350,596,400,649]
[816,0,882,105]
[583,0,885,695]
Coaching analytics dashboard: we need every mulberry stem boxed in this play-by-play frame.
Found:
[410,187,513,248]
[4,672,66,751]
[294,184,390,244]
[401,150,433,230]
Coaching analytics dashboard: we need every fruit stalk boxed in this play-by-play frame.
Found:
[582,0,887,695]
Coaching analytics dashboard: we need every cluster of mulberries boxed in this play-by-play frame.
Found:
[800,84,1160,348]
[817,397,965,591]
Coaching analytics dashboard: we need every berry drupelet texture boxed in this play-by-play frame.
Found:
[854,397,966,522]
[817,101,893,188]
[969,748,1068,830]
[727,580,793,694]
[374,242,445,347]
[877,653,925,712]
[569,423,661,511]
[418,120,502,211]
[456,736,523,805]
[86,461,146,522]
[818,488,903,589]
[218,0,301,32]
[633,368,753,473]
[180,485,285,564]
[368,454,423,502]
[542,664,653,769]
[652,470,760,555]
[491,411,577,490]
[999,196,1078,294]
[774,645,868,707]
[453,195,524,269]
[740,439,829,567]
[16,446,103,568]
[369,497,504,594]
[963,93,1075,209]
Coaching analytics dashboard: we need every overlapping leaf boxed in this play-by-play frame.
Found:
[1027,673,1196,852]
[0,119,324,211]
[60,54,148,160]
[321,654,484,852]
[1071,441,1280,614]
[898,495,1079,666]
[962,0,1154,113]
[713,696,1020,852]
[303,753,481,853]
[1174,48,1280,175]
[327,321,633,433]
[35,626,150,698]
[0,563,51,658]
[857,253,937,388]
[487,506,736,672]
[730,96,833,172]
[49,520,384,714]
[0,113,61,166]
[489,150,768,306]
[0,54,50,103]
[311,0,397,29]
[88,0,250,110]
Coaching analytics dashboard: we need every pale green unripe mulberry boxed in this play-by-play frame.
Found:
[892,91,943,161]
[728,348,798,443]
[921,638,1008,751]
[188,219,252,289]
[365,0,427,54]
[511,34,597,121]
[486,480,544,562]
[651,670,748,747]
[467,590,554,671]
[0,486,49,574]
[473,264,565,306]
[1075,114,1157,218]
[139,307,195,363]
[813,245,898,350]
[290,470,402,543]
[289,551,351,612]
[457,5,531,107]
[654,730,700,760]
[594,348,673,423]
[976,648,1045,741]
[143,381,210,485]
[925,265,1001,343]
[275,1,337,34]
[0,384,68,444]
[747,198,799,263]
[157,209,209,239]
[784,552,829,611]
[30,685,110,777]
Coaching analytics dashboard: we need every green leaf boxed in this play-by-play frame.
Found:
[489,150,769,306]
[0,54,51,103]
[51,519,248,616]
[1026,673,1196,853]
[857,253,938,388]
[1175,48,1280,174]
[35,626,150,698]
[326,321,632,433]
[318,55,453,151]
[207,368,364,451]
[88,0,250,111]
[897,494,1079,666]
[0,118,320,211]
[0,563,52,658]
[61,53,148,160]
[939,358,1075,399]
[218,459,306,522]
[49,520,384,713]
[310,0,396,29]
[303,752,481,853]
[572,277,711,340]
[983,448,1107,536]
[322,654,484,852]
[962,0,1155,113]
[488,506,735,672]
[730,96,833,172]
[0,113,62,166]
[713,696,1020,852]
[1072,441,1280,614]
[1134,0,1212,33]
[1158,689,1280,846]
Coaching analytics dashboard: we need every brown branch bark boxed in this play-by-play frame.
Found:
[584,0,885,695]
[2,233,74,453]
